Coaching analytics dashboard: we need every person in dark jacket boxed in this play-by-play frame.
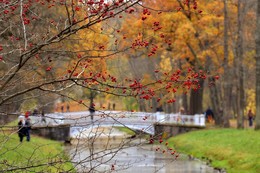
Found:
[89,105,95,122]
[41,110,46,124]
[248,109,254,127]
[18,116,26,142]
[25,111,31,142]
[205,107,214,123]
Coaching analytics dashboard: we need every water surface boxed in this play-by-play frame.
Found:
[65,128,219,173]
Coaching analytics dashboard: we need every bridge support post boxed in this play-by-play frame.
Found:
[31,124,71,142]
[154,123,205,139]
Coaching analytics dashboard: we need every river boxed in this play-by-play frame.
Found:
[65,127,220,173]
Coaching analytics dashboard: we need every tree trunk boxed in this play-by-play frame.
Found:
[151,97,157,112]
[235,0,245,128]
[139,99,147,112]
[222,0,231,127]
[209,78,222,125]
[189,78,204,115]
[205,53,223,125]
[89,90,95,108]
[182,93,188,114]
[255,0,260,130]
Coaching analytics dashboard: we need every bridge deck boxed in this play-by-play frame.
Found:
[26,111,205,136]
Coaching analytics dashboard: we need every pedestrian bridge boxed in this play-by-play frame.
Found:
[29,111,205,139]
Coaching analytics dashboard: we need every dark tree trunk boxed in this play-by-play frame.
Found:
[235,0,245,129]
[189,78,204,115]
[182,93,188,114]
[255,0,260,130]
[209,78,222,125]
[89,91,95,108]
[223,0,231,127]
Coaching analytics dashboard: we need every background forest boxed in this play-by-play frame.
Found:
[0,0,259,128]
[1,0,260,172]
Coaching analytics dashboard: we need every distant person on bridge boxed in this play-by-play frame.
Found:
[156,106,164,122]
[41,110,46,124]
[66,104,70,112]
[113,103,116,110]
[205,107,214,123]
[89,105,95,122]
[32,109,38,116]
[156,106,163,112]
[61,105,64,113]
[179,107,185,115]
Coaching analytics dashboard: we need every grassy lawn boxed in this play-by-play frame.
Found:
[114,126,136,136]
[0,131,75,172]
[167,128,260,173]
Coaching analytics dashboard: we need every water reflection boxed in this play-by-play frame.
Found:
[65,135,219,173]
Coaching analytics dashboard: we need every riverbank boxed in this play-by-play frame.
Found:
[0,132,74,172]
[167,128,260,173]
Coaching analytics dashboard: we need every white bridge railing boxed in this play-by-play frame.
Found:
[28,111,205,127]
[107,112,205,126]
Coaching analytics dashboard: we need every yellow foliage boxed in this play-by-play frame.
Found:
[160,52,172,71]
[175,21,196,42]
[245,89,256,116]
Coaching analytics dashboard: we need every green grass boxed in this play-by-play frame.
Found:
[0,132,75,172]
[114,126,136,136]
[167,128,260,173]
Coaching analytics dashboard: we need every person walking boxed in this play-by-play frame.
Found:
[66,104,70,112]
[32,109,38,116]
[25,111,32,142]
[61,105,64,113]
[247,109,254,127]
[112,103,116,110]
[18,115,26,142]
[205,107,214,123]
[89,105,95,122]
[41,110,46,124]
